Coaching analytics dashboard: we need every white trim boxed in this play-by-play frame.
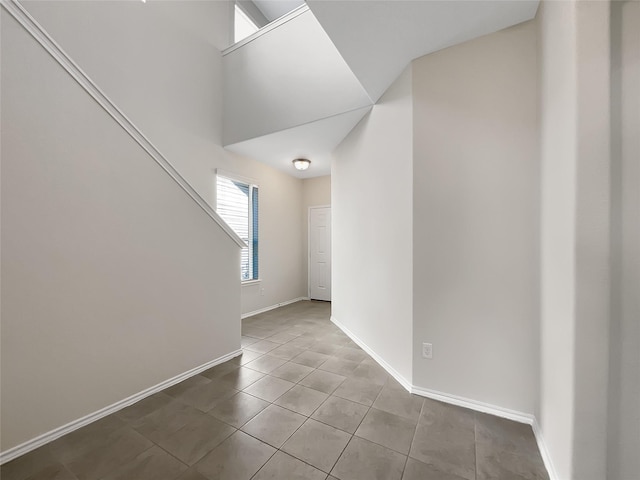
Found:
[412,386,558,480]
[0,0,245,249]
[306,207,312,299]
[223,4,309,55]
[0,349,242,465]
[331,315,534,423]
[242,297,309,319]
[410,385,535,425]
[532,418,560,480]
[215,169,258,189]
[330,315,413,392]
[241,279,262,286]
[330,316,557,480]
[214,169,258,278]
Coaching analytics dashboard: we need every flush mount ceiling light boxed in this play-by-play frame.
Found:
[292,158,311,171]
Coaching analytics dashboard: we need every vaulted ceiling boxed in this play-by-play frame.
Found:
[253,0,305,22]
[223,0,539,178]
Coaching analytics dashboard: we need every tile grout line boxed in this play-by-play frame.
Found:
[59,432,160,480]
[402,394,428,479]
[283,371,359,477]
[219,321,383,477]
[172,330,341,476]
[145,439,198,475]
[243,382,329,478]
[237,344,377,478]
[246,441,279,480]
[324,388,377,477]
[11,303,541,480]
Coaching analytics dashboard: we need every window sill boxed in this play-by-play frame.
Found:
[242,279,261,286]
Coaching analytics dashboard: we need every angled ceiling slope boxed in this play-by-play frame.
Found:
[223,1,540,178]
[226,106,372,178]
[307,0,540,102]
[222,6,371,146]
[252,0,306,22]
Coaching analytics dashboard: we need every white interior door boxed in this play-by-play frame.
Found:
[309,206,331,301]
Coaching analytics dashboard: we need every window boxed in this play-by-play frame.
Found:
[234,4,259,44]
[216,173,259,282]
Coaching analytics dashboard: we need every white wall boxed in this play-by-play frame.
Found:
[538,1,577,477]
[571,3,611,479]
[222,8,371,145]
[21,0,232,206]
[307,0,539,103]
[301,176,331,296]
[1,10,239,451]
[332,66,413,383]
[412,21,540,415]
[538,1,614,478]
[608,2,640,479]
[1,0,308,453]
[21,0,306,317]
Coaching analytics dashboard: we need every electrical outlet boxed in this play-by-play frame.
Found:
[260,287,265,296]
[422,343,433,359]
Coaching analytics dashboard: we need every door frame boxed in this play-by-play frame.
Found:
[308,205,331,300]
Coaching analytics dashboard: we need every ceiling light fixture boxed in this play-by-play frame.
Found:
[292,158,311,171]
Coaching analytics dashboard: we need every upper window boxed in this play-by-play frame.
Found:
[234,4,259,43]
[216,173,259,282]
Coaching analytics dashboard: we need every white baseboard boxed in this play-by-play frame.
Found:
[330,315,413,392]
[0,349,242,465]
[410,385,535,425]
[330,315,558,480]
[241,297,309,319]
[413,386,558,480]
[532,418,560,480]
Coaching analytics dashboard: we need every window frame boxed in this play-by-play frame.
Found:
[215,170,260,284]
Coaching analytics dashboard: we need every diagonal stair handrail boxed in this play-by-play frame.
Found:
[0,0,246,248]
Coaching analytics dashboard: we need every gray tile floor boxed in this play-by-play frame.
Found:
[1,300,549,480]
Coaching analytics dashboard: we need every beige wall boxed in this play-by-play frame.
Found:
[301,175,331,296]
[571,3,611,479]
[21,0,232,204]
[608,1,640,479]
[222,153,305,315]
[538,2,578,477]
[539,1,614,478]
[412,20,540,415]
[1,9,239,451]
[332,66,413,383]
[20,0,307,317]
[0,0,306,454]
[5,1,635,474]
[303,175,331,208]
